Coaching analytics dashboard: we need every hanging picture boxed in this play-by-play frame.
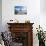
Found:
[14,6,27,15]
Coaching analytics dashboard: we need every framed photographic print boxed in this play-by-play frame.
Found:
[14,6,27,15]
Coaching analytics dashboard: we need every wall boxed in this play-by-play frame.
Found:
[2,0,46,46]
[0,0,2,32]
[40,0,46,31]
[2,0,40,31]
[40,0,46,13]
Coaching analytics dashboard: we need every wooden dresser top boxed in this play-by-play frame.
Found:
[7,23,34,25]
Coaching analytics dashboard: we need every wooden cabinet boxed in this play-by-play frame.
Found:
[7,23,34,46]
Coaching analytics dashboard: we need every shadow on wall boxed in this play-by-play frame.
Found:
[0,16,2,32]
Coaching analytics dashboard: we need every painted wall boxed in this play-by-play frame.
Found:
[2,0,46,46]
[0,0,2,32]
[40,0,46,31]
[2,0,40,31]
[40,0,46,13]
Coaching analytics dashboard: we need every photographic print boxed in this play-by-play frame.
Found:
[14,6,27,15]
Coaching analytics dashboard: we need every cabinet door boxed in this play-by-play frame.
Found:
[11,32,28,46]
